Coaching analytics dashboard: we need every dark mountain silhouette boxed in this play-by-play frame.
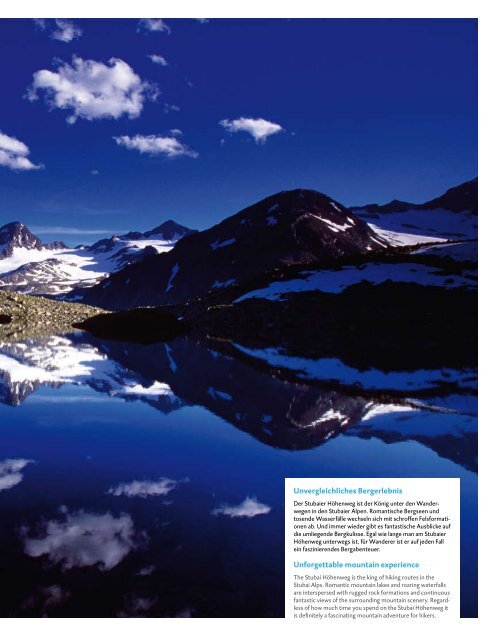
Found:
[82,189,388,310]
[351,177,477,215]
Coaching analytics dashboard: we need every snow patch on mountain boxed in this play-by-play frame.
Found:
[369,226,449,247]
[212,278,237,289]
[310,213,352,233]
[210,237,236,250]
[361,402,417,421]
[165,263,179,292]
[236,262,476,302]
[307,407,350,428]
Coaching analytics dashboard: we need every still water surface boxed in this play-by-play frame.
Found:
[0,333,477,617]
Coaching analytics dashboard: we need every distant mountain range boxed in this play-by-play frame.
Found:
[0,219,194,296]
[0,178,477,306]
[351,177,478,215]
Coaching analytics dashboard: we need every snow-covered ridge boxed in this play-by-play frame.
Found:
[0,221,193,296]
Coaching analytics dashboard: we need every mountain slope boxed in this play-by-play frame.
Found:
[82,189,390,310]
[351,178,478,245]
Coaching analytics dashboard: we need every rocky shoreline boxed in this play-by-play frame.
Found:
[0,290,106,342]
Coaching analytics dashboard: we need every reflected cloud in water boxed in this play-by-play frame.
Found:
[212,496,271,519]
[22,508,137,571]
[0,458,34,492]
[108,477,184,498]
[21,584,70,617]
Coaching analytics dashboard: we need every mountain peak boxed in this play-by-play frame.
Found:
[263,188,344,207]
[82,188,387,310]
[0,221,45,257]
[146,219,196,241]
[0,221,25,234]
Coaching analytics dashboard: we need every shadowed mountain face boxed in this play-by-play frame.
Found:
[82,189,388,310]
[0,333,477,470]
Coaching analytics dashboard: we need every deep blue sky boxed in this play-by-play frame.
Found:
[0,18,477,244]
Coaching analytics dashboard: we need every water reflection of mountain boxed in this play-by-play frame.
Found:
[0,336,183,415]
[0,333,477,471]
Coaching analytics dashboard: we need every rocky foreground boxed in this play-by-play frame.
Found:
[0,290,106,341]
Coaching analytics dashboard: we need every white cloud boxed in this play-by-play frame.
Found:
[31,226,125,235]
[22,509,136,571]
[108,477,179,498]
[164,103,180,114]
[147,54,168,66]
[114,134,199,159]
[0,131,43,171]
[91,169,99,175]
[220,117,284,144]
[212,496,271,518]
[138,19,171,34]
[32,18,46,30]
[51,19,83,43]
[32,18,82,42]
[0,458,34,492]
[195,19,210,24]
[27,56,156,124]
